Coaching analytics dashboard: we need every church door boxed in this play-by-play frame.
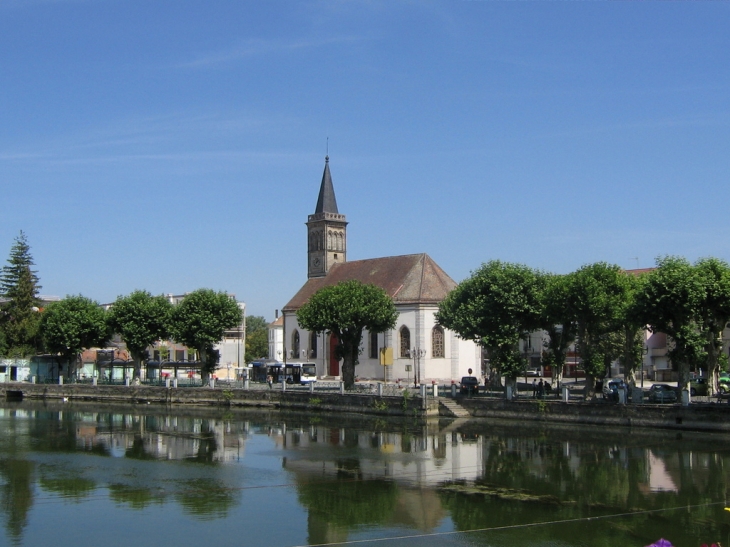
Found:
[329,334,340,376]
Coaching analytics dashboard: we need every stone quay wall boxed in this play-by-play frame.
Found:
[456,397,730,433]
[3,382,730,431]
[0,383,438,417]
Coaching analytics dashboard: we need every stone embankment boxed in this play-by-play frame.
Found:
[3,382,730,432]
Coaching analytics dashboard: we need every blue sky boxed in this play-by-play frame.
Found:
[2,0,729,320]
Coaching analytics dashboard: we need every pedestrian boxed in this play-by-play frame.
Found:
[532,379,537,398]
[266,374,273,389]
[538,379,544,399]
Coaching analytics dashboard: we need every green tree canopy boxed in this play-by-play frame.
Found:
[538,273,576,388]
[437,260,544,383]
[245,315,269,360]
[635,256,730,392]
[40,295,109,378]
[296,280,398,389]
[107,290,173,379]
[169,289,243,381]
[566,262,630,396]
[0,231,42,357]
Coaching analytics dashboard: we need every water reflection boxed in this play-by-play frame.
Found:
[0,401,728,547]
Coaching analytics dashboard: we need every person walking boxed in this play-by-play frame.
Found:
[537,379,544,399]
[532,379,537,398]
[266,374,273,389]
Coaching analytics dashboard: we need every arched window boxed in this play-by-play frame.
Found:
[432,326,445,358]
[292,330,300,358]
[310,332,318,358]
[327,231,333,250]
[400,326,411,358]
[369,331,378,359]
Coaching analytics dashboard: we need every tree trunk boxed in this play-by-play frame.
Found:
[707,331,721,395]
[199,346,210,384]
[131,355,142,380]
[341,343,357,390]
[552,351,565,392]
[583,373,597,400]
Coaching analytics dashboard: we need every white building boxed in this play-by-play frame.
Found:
[268,313,284,361]
[281,157,480,384]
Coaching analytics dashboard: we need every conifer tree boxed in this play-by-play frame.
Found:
[0,231,42,356]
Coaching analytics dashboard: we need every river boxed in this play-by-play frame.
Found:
[0,400,727,547]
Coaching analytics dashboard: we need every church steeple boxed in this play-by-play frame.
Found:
[306,156,348,278]
[315,156,339,214]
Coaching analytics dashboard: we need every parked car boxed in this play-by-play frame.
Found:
[648,384,677,404]
[690,377,710,396]
[689,376,730,396]
[525,367,541,377]
[460,376,479,395]
[603,379,629,402]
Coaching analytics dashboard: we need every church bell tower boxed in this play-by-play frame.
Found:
[307,156,347,278]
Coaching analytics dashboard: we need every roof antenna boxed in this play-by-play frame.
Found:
[630,257,639,269]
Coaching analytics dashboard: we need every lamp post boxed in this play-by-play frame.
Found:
[411,347,426,388]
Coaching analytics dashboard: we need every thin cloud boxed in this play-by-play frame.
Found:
[178,35,366,69]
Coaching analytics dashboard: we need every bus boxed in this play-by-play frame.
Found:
[284,362,317,385]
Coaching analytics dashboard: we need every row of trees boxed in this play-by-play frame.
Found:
[0,232,244,381]
[437,257,730,396]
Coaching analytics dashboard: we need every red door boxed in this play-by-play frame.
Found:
[329,334,340,376]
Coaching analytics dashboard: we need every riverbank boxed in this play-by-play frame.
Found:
[3,382,730,432]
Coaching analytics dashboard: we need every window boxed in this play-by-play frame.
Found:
[292,330,300,357]
[432,326,445,358]
[369,331,378,359]
[400,326,411,358]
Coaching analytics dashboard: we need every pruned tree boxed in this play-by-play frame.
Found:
[539,273,576,390]
[169,289,243,382]
[566,263,628,399]
[296,280,398,390]
[40,295,109,379]
[106,290,173,380]
[694,258,730,393]
[0,231,42,357]
[437,261,544,391]
[636,256,730,394]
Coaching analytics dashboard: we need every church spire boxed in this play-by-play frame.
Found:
[314,155,339,214]
[307,155,347,279]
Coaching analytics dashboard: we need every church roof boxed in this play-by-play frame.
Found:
[314,156,339,214]
[283,253,457,311]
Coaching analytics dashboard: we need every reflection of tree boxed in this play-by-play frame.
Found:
[186,420,219,464]
[38,476,96,500]
[174,478,238,520]
[443,430,730,547]
[125,435,157,460]
[29,410,109,456]
[108,484,165,510]
[0,459,33,545]
[298,475,398,545]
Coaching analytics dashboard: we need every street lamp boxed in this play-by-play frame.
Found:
[411,347,426,388]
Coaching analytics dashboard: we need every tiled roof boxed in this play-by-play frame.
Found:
[283,253,456,311]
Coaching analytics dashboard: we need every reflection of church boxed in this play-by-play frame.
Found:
[282,157,480,383]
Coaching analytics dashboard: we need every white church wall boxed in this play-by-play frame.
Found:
[283,306,480,383]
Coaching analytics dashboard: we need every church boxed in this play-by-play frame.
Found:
[281,157,481,384]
